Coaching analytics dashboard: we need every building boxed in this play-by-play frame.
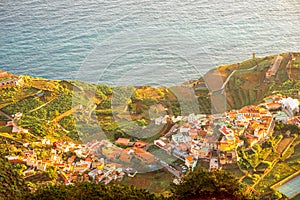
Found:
[265,103,281,111]
[0,70,9,78]
[154,139,166,148]
[172,148,189,161]
[219,126,234,136]
[67,155,76,164]
[209,158,219,171]
[134,140,148,148]
[191,144,210,159]
[185,155,197,170]
[115,138,131,146]
[281,97,299,116]
[219,135,237,151]
[133,147,155,163]
[36,161,47,171]
[0,70,23,89]
[119,148,133,162]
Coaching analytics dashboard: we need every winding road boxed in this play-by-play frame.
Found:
[213,63,260,93]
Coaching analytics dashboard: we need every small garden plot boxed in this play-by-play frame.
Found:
[276,137,294,155]
[255,162,295,192]
[286,144,300,171]
[2,97,43,115]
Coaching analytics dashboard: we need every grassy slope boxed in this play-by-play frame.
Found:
[2,53,300,144]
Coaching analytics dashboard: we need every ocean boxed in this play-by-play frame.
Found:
[1,0,300,86]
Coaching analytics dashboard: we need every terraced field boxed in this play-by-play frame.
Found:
[276,137,295,155]
[286,144,300,171]
[222,56,291,110]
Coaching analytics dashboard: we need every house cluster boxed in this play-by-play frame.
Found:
[222,105,274,147]
[0,70,23,89]
[0,112,29,134]
[114,138,155,164]
[154,113,218,171]
[152,94,300,174]
[4,93,300,183]
[262,94,299,118]
[5,139,126,185]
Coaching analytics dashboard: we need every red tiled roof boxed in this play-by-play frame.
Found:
[199,130,207,135]
[266,103,281,110]
[115,138,131,146]
[220,126,232,135]
[186,155,194,162]
[133,147,155,163]
[134,140,148,148]
[85,157,92,162]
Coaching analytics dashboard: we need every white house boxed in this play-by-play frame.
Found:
[155,117,163,125]
[281,97,299,116]
[209,157,219,171]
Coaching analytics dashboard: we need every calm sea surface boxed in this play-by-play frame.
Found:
[1,0,300,86]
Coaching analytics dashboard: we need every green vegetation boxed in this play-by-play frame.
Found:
[0,157,29,200]
[255,162,295,193]
[286,143,300,171]
[23,182,162,200]
[0,87,40,108]
[2,97,43,114]
[221,53,300,110]
[122,170,174,193]
[170,168,255,200]
[2,53,300,199]
[275,80,300,97]
[238,143,272,171]
[0,165,257,200]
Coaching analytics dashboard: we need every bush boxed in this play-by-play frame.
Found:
[0,157,29,200]
[170,168,255,200]
[23,182,160,200]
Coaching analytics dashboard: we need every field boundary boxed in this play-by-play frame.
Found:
[271,170,300,190]
[281,136,297,157]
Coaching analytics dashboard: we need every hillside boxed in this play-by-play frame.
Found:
[1,52,300,199]
[202,52,300,112]
[2,53,300,144]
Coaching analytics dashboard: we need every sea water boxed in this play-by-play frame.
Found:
[1,0,300,86]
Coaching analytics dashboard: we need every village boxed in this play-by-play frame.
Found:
[3,92,300,187]
[1,55,300,198]
[153,93,299,172]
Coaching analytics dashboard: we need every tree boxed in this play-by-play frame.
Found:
[0,157,29,200]
[15,163,27,176]
[97,84,113,96]
[23,182,161,200]
[252,144,262,153]
[54,110,59,118]
[45,166,58,180]
[170,168,255,200]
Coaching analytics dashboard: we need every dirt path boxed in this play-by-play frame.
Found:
[51,104,81,123]
[217,64,259,92]
[0,132,24,144]
[27,96,57,113]
[0,89,42,110]
[0,109,13,120]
